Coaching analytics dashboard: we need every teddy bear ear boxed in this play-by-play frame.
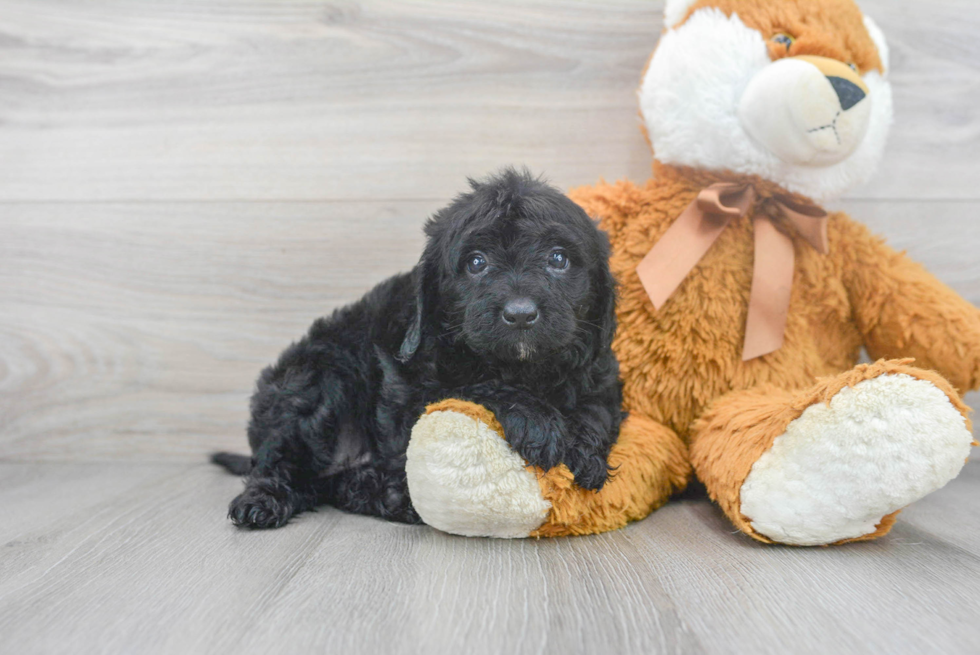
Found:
[663,0,700,29]
[863,15,890,75]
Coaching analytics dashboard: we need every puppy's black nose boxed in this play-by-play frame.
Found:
[502,298,539,328]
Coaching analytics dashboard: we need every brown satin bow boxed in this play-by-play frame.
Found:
[636,183,829,361]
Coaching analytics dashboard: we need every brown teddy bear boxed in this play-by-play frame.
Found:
[403,0,980,545]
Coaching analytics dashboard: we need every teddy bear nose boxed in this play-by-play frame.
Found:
[827,76,866,111]
[502,298,539,328]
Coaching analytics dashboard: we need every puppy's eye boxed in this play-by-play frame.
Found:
[772,33,794,50]
[465,252,488,275]
[548,249,569,271]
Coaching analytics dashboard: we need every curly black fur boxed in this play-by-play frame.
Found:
[212,168,622,529]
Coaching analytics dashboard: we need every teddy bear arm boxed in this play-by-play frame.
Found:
[406,400,691,537]
[837,216,980,391]
[531,411,692,537]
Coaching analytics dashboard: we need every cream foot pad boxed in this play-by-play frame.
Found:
[740,374,973,545]
[406,403,550,538]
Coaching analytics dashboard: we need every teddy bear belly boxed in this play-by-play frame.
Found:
[613,274,864,442]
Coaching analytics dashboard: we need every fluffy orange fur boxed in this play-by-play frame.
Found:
[430,158,979,540]
[676,0,882,73]
[565,162,980,541]
[573,163,980,440]
[423,0,980,541]
[424,399,691,538]
[689,358,972,544]
[530,413,690,537]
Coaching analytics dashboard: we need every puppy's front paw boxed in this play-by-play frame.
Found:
[500,408,567,472]
[564,450,611,491]
[564,420,615,490]
[228,478,296,529]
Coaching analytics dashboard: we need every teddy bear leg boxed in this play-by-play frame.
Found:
[689,359,975,546]
[406,400,690,538]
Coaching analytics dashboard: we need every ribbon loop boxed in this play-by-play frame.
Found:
[636,183,830,360]
[696,183,756,219]
[636,184,754,311]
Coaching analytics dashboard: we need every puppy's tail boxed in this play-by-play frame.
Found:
[210,452,253,476]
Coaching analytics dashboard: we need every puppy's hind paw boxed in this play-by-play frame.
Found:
[228,478,297,529]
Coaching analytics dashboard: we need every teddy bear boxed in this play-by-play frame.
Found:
[403,0,980,545]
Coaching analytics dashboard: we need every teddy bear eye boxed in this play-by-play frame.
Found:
[848,62,859,72]
[772,33,794,50]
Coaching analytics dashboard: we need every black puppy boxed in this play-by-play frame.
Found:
[212,168,622,529]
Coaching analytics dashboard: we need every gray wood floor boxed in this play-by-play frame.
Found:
[1,1,979,653]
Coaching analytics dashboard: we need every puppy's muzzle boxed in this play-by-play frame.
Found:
[738,55,872,167]
[502,298,539,329]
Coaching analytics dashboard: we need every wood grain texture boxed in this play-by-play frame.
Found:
[0,461,978,655]
[0,201,431,460]
[0,0,978,202]
[1,200,977,461]
[0,462,182,544]
[2,1,980,653]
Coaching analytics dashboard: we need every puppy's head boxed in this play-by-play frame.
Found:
[400,168,615,366]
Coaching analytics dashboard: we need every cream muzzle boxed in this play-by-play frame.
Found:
[738,55,872,167]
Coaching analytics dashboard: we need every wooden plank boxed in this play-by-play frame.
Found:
[0,464,697,655]
[228,516,702,655]
[0,464,340,654]
[0,0,977,202]
[0,201,431,460]
[1,199,978,461]
[0,461,977,655]
[857,0,980,200]
[0,0,659,202]
[0,1,978,653]
[627,473,980,655]
[901,458,980,558]
[0,463,188,584]
[0,462,182,543]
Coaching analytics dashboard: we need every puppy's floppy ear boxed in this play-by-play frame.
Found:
[399,195,463,362]
[590,229,618,350]
[398,265,425,362]
[398,237,440,362]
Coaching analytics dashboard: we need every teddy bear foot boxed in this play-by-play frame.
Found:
[739,373,974,546]
[405,400,551,538]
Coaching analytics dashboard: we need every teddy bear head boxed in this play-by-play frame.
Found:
[640,0,892,202]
